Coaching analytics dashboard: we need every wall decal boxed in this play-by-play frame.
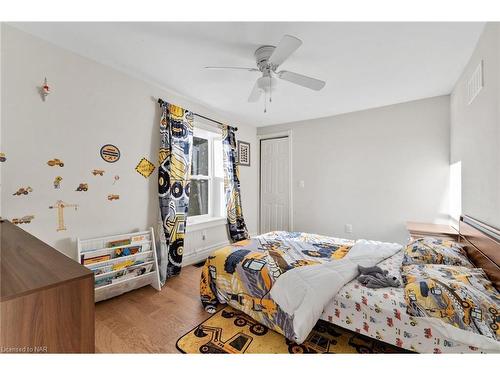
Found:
[135,157,155,178]
[0,152,6,162]
[49,200,78,232]
[12,215,35,225]
[100,144,120,163]
[75,183,89,192]
[53,176,63,189]
[40,77,51,101]
[107,194,120,201]
[92,169,105,176]
[13,186,33,196]
[237,140,251,166]
[113,175,120,185]
[47,158,64,167]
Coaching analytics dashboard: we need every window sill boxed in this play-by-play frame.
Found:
[186,216,227,233]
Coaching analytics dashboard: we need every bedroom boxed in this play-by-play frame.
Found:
[1,0,499,372]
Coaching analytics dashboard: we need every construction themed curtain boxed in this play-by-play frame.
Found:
[222,125,249,242]
[158,101,194,282]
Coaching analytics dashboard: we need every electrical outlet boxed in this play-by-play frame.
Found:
[345,224,353,234]
[299,180,305,188]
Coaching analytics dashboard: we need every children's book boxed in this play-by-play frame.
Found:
[107,238,131,248]
[83,254,111,265]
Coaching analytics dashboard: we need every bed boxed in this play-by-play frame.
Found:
[200,216,500,353]
[322,250,483,353]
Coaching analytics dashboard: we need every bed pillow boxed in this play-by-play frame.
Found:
[401,264,500,341]
[402,237,474,268]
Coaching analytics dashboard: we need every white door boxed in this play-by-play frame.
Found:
[260,137,290,233]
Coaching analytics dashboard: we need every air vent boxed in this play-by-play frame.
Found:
[467,60,483,105]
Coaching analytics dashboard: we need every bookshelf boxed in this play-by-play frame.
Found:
[77,228,161,302]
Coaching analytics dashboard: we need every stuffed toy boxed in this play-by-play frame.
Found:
[357,265,401,288]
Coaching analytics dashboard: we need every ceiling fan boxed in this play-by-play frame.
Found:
[205,35,326,110]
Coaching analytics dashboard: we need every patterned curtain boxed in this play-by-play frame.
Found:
[222,125,249,242]
[158,101,194,283]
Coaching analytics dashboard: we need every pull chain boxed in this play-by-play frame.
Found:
[269,76,272,103]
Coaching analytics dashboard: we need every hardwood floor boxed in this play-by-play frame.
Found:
[95,265,209,353]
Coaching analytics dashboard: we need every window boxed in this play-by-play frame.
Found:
[188,126,225,225]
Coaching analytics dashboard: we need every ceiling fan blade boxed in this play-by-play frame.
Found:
[248,80,262,102]
[268,35,302,67]
[205,66,259,72]
[278,70,326,91]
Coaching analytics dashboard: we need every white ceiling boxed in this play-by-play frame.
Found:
[11,22,484,126]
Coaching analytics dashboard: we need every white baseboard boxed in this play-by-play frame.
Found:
[182,232,258,267]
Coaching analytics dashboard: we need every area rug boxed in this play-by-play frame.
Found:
[176,306,410,354]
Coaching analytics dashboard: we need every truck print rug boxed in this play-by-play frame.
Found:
[176,306,410,354]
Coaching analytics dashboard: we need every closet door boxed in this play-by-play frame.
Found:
[260,137,290,233]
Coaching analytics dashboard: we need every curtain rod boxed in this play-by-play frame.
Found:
[157,98,238,131]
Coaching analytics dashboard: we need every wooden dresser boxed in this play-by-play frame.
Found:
[406,221,459,241]
[0,220,94,353]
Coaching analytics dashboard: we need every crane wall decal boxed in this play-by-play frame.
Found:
[49,200,78,231]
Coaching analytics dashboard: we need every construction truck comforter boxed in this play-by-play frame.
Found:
[322,250,500,353]
[200,231,401,344]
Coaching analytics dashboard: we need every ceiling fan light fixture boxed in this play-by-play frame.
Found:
[257,76,278,93]
[205,34,325,108]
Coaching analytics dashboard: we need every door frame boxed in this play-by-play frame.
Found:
[258,130,293,234]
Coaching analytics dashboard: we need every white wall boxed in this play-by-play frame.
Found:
[1,25,258,261]
[258,96,451,244]
[450,22,500,229]
[0,23,3,216]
